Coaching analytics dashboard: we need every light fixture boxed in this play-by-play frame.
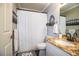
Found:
[60,3,67,8]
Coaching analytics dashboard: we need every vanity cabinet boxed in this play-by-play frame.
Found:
[46,42,70,56]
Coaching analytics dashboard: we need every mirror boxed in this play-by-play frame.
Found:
[46,15,55,26]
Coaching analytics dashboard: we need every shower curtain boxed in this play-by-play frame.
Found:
[17,10,47,52]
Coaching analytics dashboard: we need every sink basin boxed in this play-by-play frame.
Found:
[54,40,75,47]
[37,43,46,49]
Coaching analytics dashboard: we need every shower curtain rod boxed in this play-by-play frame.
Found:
[17,8,47,14]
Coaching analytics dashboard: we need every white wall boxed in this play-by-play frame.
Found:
[46,3,60,36]
[62,6,79,30]
[59,16,66,34]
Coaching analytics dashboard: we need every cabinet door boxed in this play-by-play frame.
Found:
[0,3,12,56]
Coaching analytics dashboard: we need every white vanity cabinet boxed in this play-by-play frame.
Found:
[46,42,70,56]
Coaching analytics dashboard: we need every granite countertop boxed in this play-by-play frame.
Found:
[47,36,79,56]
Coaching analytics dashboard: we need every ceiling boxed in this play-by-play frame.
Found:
[17,3,50,13]
[60,3,79,14]
[16,3,79,14]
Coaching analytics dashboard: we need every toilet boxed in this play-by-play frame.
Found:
[37,43,46,56]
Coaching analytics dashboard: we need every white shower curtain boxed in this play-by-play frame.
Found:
[17,10,47,52]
